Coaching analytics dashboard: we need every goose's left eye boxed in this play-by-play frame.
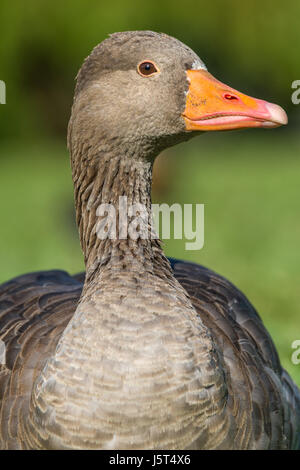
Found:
[138,61,159,77]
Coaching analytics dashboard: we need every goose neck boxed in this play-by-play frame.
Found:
[73,151,174,288]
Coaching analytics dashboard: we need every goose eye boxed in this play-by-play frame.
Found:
[138,61,159,77]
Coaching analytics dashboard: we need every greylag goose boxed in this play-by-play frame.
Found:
[0,31,299,450]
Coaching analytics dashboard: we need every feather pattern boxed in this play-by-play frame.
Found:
[0,263,299,449]
[0,31,299,449]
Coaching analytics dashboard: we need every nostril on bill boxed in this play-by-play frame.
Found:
[223,93,239,101]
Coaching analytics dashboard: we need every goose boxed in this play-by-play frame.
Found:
[0,30,299,450]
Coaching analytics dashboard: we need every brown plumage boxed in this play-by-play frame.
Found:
[0,31,299,449]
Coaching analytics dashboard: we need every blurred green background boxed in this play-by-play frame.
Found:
[0,0,299,384]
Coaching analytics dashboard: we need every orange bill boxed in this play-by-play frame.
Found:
[183,70,288,131]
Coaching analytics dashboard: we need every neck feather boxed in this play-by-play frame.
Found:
[72,149,174,287]
[26,145,227,450]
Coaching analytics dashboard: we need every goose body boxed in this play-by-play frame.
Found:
[0,31,299,449]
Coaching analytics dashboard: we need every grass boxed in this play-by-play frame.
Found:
[0,131,299,385]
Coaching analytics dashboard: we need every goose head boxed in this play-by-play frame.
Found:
[68,30,287,164]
